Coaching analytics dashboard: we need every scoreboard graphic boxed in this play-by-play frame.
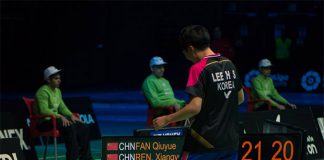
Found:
[102,136,185,160]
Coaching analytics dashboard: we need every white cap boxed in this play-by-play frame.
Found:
[44,66,62,80]
[259,59,272,68]
[150,56,167,67]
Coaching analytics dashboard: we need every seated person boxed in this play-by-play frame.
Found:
[251,59,297,111]
[34,66,92,160]
[142,56,186,121]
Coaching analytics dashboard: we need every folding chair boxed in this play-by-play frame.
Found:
[22,96,79,160]
[243,87,271,112]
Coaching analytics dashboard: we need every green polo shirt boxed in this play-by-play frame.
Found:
[142,74,186,108]
[34,84,72,120]
[251,75,289,107]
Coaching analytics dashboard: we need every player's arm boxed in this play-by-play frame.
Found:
[153,96,201,130]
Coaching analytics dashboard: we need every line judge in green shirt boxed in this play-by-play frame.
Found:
[142,56,186,114]
[251,59,297,111]
[35,66,92,160]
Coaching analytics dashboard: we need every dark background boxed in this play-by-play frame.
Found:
[1,1,323,92]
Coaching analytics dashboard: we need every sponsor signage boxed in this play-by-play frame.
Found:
[102,136,185,160]
[0,112,37,159]
[133,127,188,137]
[301,70,321,91]
[64,97,101,140]
[0,138,25,160]
[244,69,323,92]
[244,69,290,88]
[149,129,184,137]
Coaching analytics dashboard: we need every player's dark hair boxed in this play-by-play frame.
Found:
[179,25,210,51]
